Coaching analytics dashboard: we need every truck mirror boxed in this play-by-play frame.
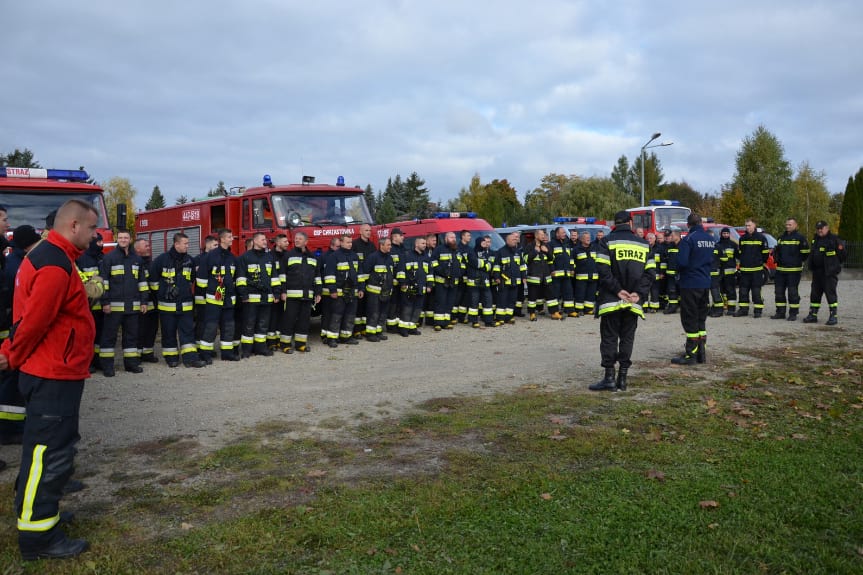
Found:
[288,211,303,227]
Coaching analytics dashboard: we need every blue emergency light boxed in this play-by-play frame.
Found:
[0,167,90,181]
[433,212,477,219]
[262,174,273,187]
[336,176,345,186]
[649,199,681,206]
[553,216,597,224]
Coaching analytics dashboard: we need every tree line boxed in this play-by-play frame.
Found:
[3,124,862,240]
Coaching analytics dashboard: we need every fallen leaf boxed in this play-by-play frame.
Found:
[708,523,719,529]
[395,567,403,574]
[367,548,377,556]
[645,427,662,442]
[621,428,631,434]
[792,433,807,440]
[646,469,665,482]
[699,500,720,509]
[639,410,653,416]
[540,493,553,500]
[307,469,328,478]
[385,548,398,556]
[181,522,193,530]
[411,544,420,552]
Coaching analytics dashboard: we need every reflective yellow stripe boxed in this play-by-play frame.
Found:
[19,444,61,532]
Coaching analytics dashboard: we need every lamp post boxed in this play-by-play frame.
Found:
[640,132,673,206]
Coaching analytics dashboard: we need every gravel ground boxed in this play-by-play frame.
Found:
[1,279,860,481]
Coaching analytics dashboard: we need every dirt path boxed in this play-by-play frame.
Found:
[1,280,860,491]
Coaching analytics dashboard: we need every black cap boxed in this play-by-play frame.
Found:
[12,225,41,249]
[613,210,631,225]
[721,227,731,234]
[815,220,828,229]
[391,227,404,236]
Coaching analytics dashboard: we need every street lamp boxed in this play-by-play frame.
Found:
[640,132,674,206]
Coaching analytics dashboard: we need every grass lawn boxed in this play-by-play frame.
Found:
[1,336,861,574]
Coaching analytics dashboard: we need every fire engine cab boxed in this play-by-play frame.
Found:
[136,175,375,257]
[377,212,502,251]
[0,167,114,248]
[626,200,691,235]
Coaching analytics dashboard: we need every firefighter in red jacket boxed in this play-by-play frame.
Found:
[0,199,98,561]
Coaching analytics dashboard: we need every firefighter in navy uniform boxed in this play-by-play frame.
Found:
[323,234,363,347]
[76,233,104,370]
[547,227,576,319]
[193,235,219,343]
[386,228,406,333]
[197,229,240,362]
[524,229,552,321]
[267,234,289,349]
[803,221,846,325]
[280,231,321,353]
[772,217,810,321]
[318,236,340,342]
[134,238,159,363]
[671,214,715,365]
[363,236,395,341]
[237,232,281,358]
[397,235,432,335]
[431,232,463,330]
[0,224,40,447]
[735,218,770,317]
[708,235,725,317]
[589,211,654,392]
[352,223,376,337]
[149,232,206,367]
[466,235,496,328]
[99,229,149,377]
[645,232,662,312]
[715,228,739,315]
[662,227,681,314]
[574,231,599,316]
[492,231,525,325]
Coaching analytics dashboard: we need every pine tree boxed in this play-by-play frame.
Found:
[175,195,189,205]
[404,172,431,218]
[208,181,227,197]
[1,148,41,168]
[839,168,863,241]
[145,185,167,210]
[363,184,376,222]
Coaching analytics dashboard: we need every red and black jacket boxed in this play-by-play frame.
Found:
[0,230,95,380]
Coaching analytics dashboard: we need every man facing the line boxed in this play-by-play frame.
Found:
[0,199,98,560]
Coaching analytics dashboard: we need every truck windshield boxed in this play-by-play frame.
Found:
[0,191,109,230]
[654,207,691,230]
[271,193,373,228]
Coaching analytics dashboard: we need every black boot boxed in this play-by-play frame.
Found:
[696,336,706,364]
[21,536,90,561]
[802,312,818,324]
[734,308,748,317]
[589,367,617,391]
[663,304,678,315]
[787,311,798,322]
[826,311,838,326]
[709,307,724,318]
[671,339,698,365]
[770,309,785,319]
[725,306,736,316]
[616,367,628,391]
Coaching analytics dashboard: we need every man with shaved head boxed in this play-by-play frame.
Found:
[0,199,97,560]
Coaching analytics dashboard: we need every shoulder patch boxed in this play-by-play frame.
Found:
[26,240,73,275]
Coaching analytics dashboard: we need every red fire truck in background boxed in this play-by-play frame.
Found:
[626,200,691,236]
[0,167,115,248]
[135,175,375,257]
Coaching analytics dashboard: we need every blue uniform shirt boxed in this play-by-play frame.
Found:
[677,225,715,289]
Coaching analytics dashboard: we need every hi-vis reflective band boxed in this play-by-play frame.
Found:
[19,444,61,532]
[0,403,26,421]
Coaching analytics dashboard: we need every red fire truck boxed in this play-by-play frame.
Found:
[135,175,375,257]
[626,200,691,235]
[0,167,115,248]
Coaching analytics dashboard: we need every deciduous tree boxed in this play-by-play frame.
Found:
[103,176,138,232]
[791,162,834,236]
[730,125,793,234]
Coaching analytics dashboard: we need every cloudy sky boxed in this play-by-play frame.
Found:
[3,1,860,209]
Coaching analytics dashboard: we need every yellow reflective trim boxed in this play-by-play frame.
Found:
[19,444,61,532]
